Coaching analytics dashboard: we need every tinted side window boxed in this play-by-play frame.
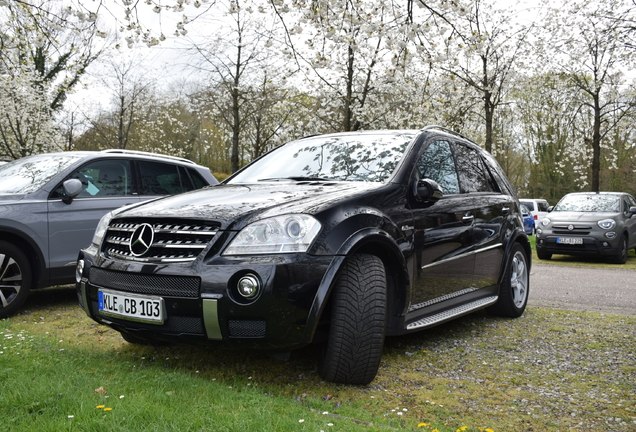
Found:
[188,168,209,189]
[537,201,549,212]
[53,159,132,198]
[416,140,460,194]
[138,161,183,195]
[453,143,492,193]
[520,201,534,211]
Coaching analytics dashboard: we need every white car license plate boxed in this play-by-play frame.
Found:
[556,237,583,245]
[98,289,165,324]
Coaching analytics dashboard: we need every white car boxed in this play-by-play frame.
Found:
[520,198,550,230]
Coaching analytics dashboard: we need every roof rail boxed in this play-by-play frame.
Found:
[422,125,476,145]
[100,149,195,165]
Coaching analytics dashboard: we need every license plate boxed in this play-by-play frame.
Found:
[98,289,165,324]
[556,237,583,245]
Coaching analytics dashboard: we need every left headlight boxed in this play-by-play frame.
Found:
[91,210,115,246]
[597,219,616,230]
[223,214,321,255]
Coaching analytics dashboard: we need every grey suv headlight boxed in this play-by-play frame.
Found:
[597,219,616,230]
[223,215,321,255]
[540,218,550,227]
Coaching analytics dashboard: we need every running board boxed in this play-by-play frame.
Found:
[406,296,498,331]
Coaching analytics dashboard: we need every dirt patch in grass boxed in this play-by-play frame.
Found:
[4,285,636,432]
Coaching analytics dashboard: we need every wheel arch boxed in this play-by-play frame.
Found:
[498,230,531,286]
[300,229,410,345]
[0,228,46,289]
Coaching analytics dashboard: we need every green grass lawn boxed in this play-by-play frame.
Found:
[1,283,634,432]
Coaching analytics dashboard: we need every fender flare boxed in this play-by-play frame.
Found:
[299,228,408,345]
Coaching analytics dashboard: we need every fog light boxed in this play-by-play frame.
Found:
[237,274,260,299]
[603,242,609,247]
[605,232,616,239]
[75,259,84,284]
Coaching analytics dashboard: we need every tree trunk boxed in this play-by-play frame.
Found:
[591,92,602,192]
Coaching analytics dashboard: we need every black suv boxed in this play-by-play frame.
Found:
[77,127,530,384]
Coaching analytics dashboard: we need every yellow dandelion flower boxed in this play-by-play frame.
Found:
[457,428,469,432]
[417,423,428,428]
[96,405,105,409]
[103,407,113,411]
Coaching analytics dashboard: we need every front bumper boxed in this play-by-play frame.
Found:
[77,246,336,350]
[535,235,619,257]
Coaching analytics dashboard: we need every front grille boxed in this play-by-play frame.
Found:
[89,267,200,298]
[103,218,220,263]
[90,301,205,335]
[552,224,592,235]
[228,320,266,338]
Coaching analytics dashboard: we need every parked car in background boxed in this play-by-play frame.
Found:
[535,192,636,264]
[521,205,534,235]
[77,126,531,385]
[0,150,217,318]
[520,198,549,231]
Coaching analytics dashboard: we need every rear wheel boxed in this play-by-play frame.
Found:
[0,241,32,319]
[610,235,628,264]
[487,243,529,318]
[318,254,386,385]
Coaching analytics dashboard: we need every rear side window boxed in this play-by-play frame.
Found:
[537,201,549,212]
[416,140,460,194]
[188,168,209,189]
[138,161,186,195]
[453,143,492,193]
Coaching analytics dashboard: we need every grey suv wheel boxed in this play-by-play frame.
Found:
[0,241,32,318]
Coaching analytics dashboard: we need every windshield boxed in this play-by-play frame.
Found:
[554,194,620,212]
[228,132,415,184]
[0,154,85,194]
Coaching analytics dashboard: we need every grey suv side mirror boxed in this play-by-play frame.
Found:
[416,179,443,203]
[630,206,636,217]
[62,179,83,204]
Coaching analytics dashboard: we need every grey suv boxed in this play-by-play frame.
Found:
[536,192,636,263]
[0,150,217,318]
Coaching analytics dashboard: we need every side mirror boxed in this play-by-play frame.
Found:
[416,179,443,203]
[630,206,636,217]
[548,205,554,212]
[62,178,83,204]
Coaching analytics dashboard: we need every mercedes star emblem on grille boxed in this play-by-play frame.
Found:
[129,223,155,257]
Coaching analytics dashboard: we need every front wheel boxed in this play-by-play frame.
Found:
[610,235,628,264]
[0,241,32,319]
[318,254,386,385]
[487,243,529,318]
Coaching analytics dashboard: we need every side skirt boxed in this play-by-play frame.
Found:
[405,295,498,331]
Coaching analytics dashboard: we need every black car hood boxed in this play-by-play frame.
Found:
[117,182,380,230]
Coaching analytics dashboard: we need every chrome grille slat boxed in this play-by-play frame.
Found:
[103,218,221,263]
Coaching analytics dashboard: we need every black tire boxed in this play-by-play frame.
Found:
[0,241,32,319]
[536,249,552,260]
[318,254,386,385]
[610,235,628,264]
[487,243,529,318]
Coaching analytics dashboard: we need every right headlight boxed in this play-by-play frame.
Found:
[597,219,616,230]
[223,214,321,255]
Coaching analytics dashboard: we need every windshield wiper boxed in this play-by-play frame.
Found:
[258,176,337,182]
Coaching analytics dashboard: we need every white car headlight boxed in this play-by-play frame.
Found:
[597,219,616,230]
[92,210,115,246]
[540,218,551,227]
[223,214,321,255]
